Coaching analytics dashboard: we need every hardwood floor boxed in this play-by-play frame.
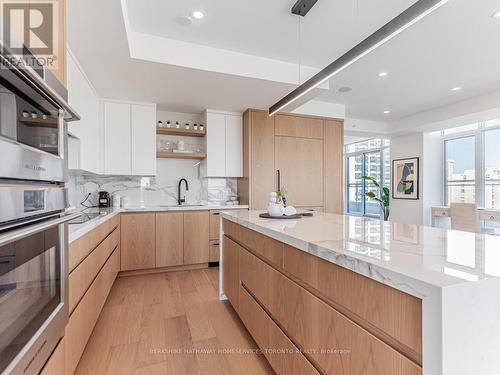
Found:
[75,267,273,375]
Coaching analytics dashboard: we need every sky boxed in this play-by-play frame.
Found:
[446,129,500,174]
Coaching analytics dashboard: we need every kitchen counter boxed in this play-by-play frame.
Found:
[220,210,500,375]
[68,204,248,243]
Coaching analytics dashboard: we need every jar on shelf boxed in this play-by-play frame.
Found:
[184,123,190,130]
[157,120,163,127]
[166,120,171,128]
[175,121,180,129]
[193,123,198,130]
[199,124,205,131]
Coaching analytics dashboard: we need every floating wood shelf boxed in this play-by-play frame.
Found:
[156,151,206,159]
[156,127,206,137]
[19,116,58,128]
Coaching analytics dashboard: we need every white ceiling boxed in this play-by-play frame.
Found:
[68,0,500,125]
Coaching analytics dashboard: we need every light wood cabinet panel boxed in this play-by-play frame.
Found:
[41,338,65,375]
[209,210,221,240]
[239,286,319,375]
[183,211,209,264]
[275,136,323,207]
[239,249,422,375]
[249,110,275,209]
[156,212,184,267]
[223,219,283,267]
[275,114,323,139]
[121,213,156,271]
[283,244,422,360]
[65,247,120,374]
[324,120,344,214]
[68,227,119,313]
[69,214,120,272]
[222,236,240,310]
[209,240,220,262]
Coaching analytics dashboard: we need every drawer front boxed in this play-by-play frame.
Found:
[209,240,220,262]
[239,285,319,375]
[69,227,120,314]
[209,210,221,240]
[479,212,500,221]
[240,248,422,375]
[223,219,283,266]
[283,244,422,358]
[65,246,120,374]
[69,214,120,272]
[40,338,65,375]
[433,208,449,217]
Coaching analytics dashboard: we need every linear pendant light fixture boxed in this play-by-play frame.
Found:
[269,0,449,116]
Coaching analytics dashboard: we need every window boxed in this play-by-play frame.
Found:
[445,136,475,204]
[345,139,390,218]
[442,119,500,207]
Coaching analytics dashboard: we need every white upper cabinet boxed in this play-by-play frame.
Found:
[103,101,131,175]
[67,49,102,174]
[206,112,226,177]
[103,100,156,176]
[202,110,243,178]
[225,114,243,177]
[131,104,156,175]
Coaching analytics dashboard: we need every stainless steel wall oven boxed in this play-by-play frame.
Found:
[0,45,79,375]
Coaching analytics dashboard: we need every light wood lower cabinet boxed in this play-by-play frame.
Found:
[156,212,184,267]
[121,213,156,271]
[183,211,209,264]
[65,245,120,374]
[40,338,66,375]
[223,220,423,375]
[239,286,319,375]
[209,240,220,262]
[222,237,240,311]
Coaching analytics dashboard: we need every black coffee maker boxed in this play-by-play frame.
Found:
[98,191,111,208]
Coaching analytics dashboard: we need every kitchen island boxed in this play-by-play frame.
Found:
[219,210,500,375]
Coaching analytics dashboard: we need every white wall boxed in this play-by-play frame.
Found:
[389,133,424,224]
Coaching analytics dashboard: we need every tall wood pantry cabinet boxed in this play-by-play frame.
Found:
[238,109,343,213]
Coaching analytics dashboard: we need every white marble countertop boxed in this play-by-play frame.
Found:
[68,204,248,243]
[220,210,500,374]
[221,210,500,294]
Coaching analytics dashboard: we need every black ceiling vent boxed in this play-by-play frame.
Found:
[291,0,318,16]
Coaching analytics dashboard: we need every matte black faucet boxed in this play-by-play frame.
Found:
[177,178,189,205]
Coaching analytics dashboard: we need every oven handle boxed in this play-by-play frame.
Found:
[0,212,81,247]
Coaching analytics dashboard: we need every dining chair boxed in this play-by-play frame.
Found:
[450,202,479,233]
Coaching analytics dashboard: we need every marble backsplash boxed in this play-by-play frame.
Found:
[68,158,238,208]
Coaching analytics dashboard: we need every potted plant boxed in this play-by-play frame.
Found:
[362,176,390,221]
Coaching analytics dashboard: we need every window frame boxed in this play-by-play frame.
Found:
[442,120,500,207]
[344,139,390,218]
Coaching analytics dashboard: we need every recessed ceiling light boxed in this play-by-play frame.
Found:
[192,10,204,19]
[338,86,352,93]
[378,72,388,77]
[451,86,462,91]
[383,110,391,114]
[492,10,500,19]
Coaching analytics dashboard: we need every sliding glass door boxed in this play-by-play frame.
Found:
[345,139,390,218]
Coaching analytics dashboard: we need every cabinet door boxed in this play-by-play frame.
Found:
[156,212,184,267]
[206,112,226,176]
[275,136,323,207]
[121,213,156,271]
[324,120,344,214]
[183,211,209,264]
[275,114,323,139]
[225,114,243,177]
[250,110,275,209]
[104,101,131,175]
[131,104,156,175]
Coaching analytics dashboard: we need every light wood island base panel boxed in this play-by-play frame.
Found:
[222,218,423,375]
